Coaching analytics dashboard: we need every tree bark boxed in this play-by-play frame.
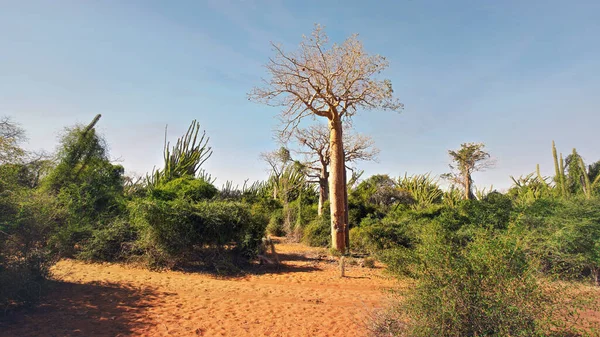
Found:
[318,167,329,217]
[343,155,350,252]
[329,117,347,252]
[464,171,471,200]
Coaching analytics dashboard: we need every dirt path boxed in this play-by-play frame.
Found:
[1,241,398,337]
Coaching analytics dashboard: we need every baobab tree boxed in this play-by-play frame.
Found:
[293,123,379,217]
[260,147,292,200]
[443,143,494,200]
[249,25,402,252]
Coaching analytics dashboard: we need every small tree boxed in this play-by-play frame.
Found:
[260,147,292,200]
[249,25,402,252]
[443,143,493,200]
[293,123,379,217]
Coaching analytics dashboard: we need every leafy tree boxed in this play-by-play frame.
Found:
[250,25,403,251]
[443,143,493,200]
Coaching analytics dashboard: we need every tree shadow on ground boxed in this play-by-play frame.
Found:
[0,280,171,337]
[277,252,327,263]
[171,245,324,278]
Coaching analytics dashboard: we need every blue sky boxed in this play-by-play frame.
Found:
[1,0,599,190]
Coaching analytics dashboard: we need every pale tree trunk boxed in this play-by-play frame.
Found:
[329,117,347,252]
[318,165,329,217]
[343,155,350,252]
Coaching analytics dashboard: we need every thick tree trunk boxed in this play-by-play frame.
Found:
[464,173,471,200]
[328,117,347,252]
[317,167,329,217]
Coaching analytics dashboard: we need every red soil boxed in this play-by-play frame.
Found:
[1,241,397,337]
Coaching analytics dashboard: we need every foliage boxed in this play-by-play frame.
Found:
[396,173,443,210]
[508,172,553,205]
[266,208,285,236]
[77,218,136,262]
[303,208,331,247]
[443,142,493,200]
[382,225,583,337]
[0,190,59,313]
[348,174,413,227]
[39,117,126,258]
[519,198,600,284]
[131,199,266,268]
[149,176,218,202]
[147,120,212,188]
[0,117,27,164]
[442,185,463,207]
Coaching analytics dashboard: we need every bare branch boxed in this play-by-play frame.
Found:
[248,24,403,135]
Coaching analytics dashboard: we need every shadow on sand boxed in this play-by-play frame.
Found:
[0,280,171,337]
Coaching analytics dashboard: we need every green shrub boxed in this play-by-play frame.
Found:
[47,161,126,257]
[78,218,137,262]
[150,176,217,202]
[460,191,513,230]
[266,208,285,236]
[352,210,421,254]
[520,197,600,284]
[303,216,330,247]
[131,199,266,268]
[378,224,585,337]
[349,226,370,253]
[0,190,58,313]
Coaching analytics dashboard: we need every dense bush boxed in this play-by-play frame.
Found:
[517,197,600,284]
[303,215,330,247]
[149,176,218,202]
[0,189,58,312]
[131,199,267,268]
[266,208,285,236]
[77,218,137,262]
[376,224,579,337]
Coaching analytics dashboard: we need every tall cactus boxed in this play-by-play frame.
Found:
[147,120,212,187]
[552,141,566,197]
[536,164,549,189]
[579,156,592,199]
[559,153,567,197]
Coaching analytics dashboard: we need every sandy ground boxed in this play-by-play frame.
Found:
[0,240,398,337]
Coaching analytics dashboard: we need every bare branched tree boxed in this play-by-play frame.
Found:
[249,25,402,251]
[293,123,379,217]
[0,117,27,164]
[442,143,494,200]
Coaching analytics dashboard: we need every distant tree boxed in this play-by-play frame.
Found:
[293,123,379,217]
[443,143,494,200]
[249,25,402,252]
[0,117,26,164]
[260,147,292,200]
[588,160,600,184]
